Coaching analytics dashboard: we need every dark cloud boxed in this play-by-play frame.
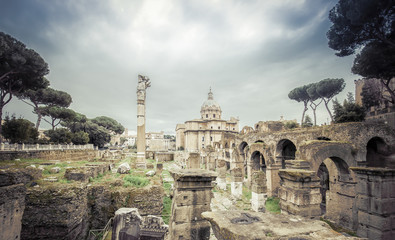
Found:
[1,0,357,133]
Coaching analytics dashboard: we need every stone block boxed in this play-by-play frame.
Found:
[170,222,211,240]
[355,195,370,212]
[370,197,395,215]
[251,192,267,212]
[174,189,212,206]
[217,177,227,190]
[173,204,211,223]
[231,182,243,199]
[112,208,142,240]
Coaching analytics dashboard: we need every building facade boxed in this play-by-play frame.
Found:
[176,89,239,152]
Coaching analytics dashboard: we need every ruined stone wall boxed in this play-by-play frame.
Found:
[21,184,90,240]
[88,184,164,230]
[0,149,97,162]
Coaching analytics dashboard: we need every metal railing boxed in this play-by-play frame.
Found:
[88,218,113,240]
[0,143,96,151]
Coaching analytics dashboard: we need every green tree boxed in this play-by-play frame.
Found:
[44,128,72,144]
[0,32,49,136]
[288,85,310,125]
[2,116,38,143]
[302,115,313,127]
[40,106,77,130]
[16,87,72,129]
[316,78,345,122]
[327,0,395,57]
[352,42,395,104]
[91,116,125,134]
[306,83,323,126]
[361,78,384,109]
[64,120,111,148]
[333,93,366,123]
[71,131,89,145]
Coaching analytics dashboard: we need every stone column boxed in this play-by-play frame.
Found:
[187,152,200,169]
[231,167,243,199]
[136,75,151,169]
[278,169,321,217]
[265,163,281,197]
[169,169,217,240]
[217,159,227,190]
[251,171,267,212]
[351,167,395,240]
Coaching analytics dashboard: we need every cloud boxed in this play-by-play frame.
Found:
[1,0,357,133]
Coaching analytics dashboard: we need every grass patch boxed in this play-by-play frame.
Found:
[123,175,149,188]
[162,196,172,224]
[163,182,172,195]
[266,197,281,214]
[242,186,252,201]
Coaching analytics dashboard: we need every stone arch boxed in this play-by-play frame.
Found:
[317,156,354,229]
[239,141,249,176]
[276,139,297,169]
[366,136,390,168]
[225,142,229,148]
[251,151,266,173]
[304,142,355,174]
[255,140,264,143]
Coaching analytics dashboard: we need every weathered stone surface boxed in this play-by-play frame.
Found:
[50,166,61,173]
[21,184,89,240]
[146,170,156,177]
[202,210,364,240]
[169,169,217,240]
[278,169,321,218]
[0,168,42,187]
[64,167,89,182]
[140,215,168,240]
[351,167,395,240]
[187,152,200,169]
[0,183,26,240]
[118,162,131,174]
[112,208,142,240]
[0,149,97,161]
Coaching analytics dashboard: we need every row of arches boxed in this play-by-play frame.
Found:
[235,136,391,223]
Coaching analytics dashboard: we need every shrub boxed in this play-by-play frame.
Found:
[123,175,149,188]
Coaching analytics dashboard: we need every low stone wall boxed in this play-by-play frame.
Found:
[0,149,98,161]
[64,163,112,182]
[155,152,174,162]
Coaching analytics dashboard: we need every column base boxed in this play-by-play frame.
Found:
[136,152,146,169]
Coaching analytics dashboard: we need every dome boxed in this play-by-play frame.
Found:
[201,89,221,111]
[200,88,222,120]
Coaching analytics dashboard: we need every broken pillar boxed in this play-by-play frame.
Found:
[251,171,267,212]
[278,169,321,218]
[351,167,395,240]
[231,167,243,199]
[140,215,168,240]
[216,159,227,190]
[112,208,142,240]
[169,169,217,240]
[187,152,200,169]
[156,162,163,175]
[265,162,281,197]
[136,75,151,169]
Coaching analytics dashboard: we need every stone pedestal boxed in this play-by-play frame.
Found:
[278,169,321,217]
[169,169,217,240]
[112,208,142,240]
[351,167,395,240]
[217,159,227,190]
[187,152,200,169]
[251,171,267,212]
[0,184,25,240]
[231,167,243,199]
[156,163,163,175]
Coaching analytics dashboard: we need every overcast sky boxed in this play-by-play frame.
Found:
[1,0,358,134]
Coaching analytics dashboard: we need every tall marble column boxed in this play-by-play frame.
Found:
[136,75,151,169]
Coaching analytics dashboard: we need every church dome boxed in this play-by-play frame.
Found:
[200,89,222,120]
